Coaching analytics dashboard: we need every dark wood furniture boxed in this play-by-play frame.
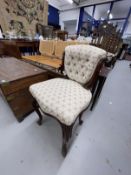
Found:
[0,39,39,55]
[0,57,48,122]
[90,65,111,110]
[92,21,122,54]
[125,53,131,61]
[91,21,123,67]
[0,42,5,56]
[54,30,68,41]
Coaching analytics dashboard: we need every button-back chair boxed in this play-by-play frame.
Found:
[29,45,107,156]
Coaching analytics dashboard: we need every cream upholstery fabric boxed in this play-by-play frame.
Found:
[30,78,92,126]
[64,45,107,84]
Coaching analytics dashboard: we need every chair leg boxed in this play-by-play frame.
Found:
[90,76,106,111]
[32,100,43,125]
[79,113,83,125]
[60,124,73,157]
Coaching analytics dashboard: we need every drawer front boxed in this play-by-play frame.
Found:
[1,73,48,96]
[7,88,34,121]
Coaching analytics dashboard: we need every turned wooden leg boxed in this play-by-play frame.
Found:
[90,76,106,111]
[62,140,67,157]
[79,113,83,125]
[32,100,43,125]
[60,124,73,157]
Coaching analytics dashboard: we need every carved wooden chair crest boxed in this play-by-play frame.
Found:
[91,21,123,65]
[29,45,107,156]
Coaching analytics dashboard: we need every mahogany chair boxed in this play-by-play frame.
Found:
[91,21,123,67]
[90,22,123,110]
[29,45,107,156]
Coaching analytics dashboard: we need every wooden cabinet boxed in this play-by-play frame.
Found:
[0,57,48,122]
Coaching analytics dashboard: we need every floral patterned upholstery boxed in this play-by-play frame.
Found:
[64,45,107,84]
[29,78,92,126]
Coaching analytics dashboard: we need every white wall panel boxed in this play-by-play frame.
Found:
[111,0,130,18]
[124,12,131,36]
[94,3,110,20]
[59,9,80,30]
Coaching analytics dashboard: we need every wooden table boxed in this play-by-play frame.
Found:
[0,56,48,122]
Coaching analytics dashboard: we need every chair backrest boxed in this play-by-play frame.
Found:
[64,45,107,85]
[91,21,122,54]
[39,40,55,56]
[54,41,69,59]
[54,41,89,59]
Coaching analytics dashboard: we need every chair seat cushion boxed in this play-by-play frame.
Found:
[29,78,92,126]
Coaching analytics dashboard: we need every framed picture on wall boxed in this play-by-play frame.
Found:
[0,25,3,38]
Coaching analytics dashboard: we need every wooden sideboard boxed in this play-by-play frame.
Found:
[0,39,39,56]
[0,57,48,122]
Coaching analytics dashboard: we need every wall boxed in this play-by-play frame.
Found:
[59,9,80,32]
[60,0,115,11]
[64,20,77,35]
[94,3,110,20]
[59,0,131,36]
[124,11,131,37]
[48,5,59,26]
[0,0,48,36]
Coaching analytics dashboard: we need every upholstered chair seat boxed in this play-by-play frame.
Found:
[30,78,92,126]
[29,44,106,156]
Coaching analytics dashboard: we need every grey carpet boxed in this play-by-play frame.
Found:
[57,60,131,175]
[0,60,131,175]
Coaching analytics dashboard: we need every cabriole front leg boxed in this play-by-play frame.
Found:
[60,123,73,157]
[32,100,43,125]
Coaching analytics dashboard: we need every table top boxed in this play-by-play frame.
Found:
[0,57,45,84]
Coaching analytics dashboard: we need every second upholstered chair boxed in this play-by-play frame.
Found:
[29,45,107,156]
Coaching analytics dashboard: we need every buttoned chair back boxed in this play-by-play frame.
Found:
[64,45,107,85]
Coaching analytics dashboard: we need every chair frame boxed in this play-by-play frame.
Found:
[31,57,106,156]
[91,21,123,67]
